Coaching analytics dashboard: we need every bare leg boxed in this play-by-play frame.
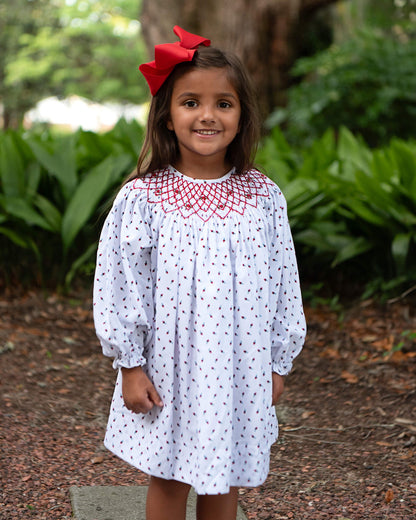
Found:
[196,487,239,520]
[146,476,191,520]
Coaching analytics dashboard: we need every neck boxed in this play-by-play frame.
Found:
[174,157,231,180]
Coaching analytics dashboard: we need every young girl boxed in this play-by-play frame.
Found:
[94,26,306,520]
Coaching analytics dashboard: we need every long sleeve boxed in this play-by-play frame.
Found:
[93,182,154,370]
[268,187,306,375]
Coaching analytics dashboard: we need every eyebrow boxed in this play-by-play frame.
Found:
[175,92,238,101]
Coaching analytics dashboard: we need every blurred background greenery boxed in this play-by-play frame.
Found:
[0,0,415,300]
[0,0,148,128]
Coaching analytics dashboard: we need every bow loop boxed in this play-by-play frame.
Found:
[154,43,194,71]
[139,25,211,96]
[174,25,210,50]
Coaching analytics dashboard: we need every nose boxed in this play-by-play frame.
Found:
[200,104,215,123]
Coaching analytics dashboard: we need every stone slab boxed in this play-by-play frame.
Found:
[70,486,248,520]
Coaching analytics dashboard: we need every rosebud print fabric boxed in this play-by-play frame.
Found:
[93,166,306,495]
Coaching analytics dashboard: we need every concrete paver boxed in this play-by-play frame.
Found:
[70,486,248,520]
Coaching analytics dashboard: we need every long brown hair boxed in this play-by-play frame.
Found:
[128,46,260,181]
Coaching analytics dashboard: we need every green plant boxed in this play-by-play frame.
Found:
[389,329,416,356]
[259,126,416,296]
[269,28,416,147]
[0,119,143,289]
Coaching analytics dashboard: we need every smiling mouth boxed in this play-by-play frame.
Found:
[194,130,219,135]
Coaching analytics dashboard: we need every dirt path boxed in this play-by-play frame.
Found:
[1,291,415,519]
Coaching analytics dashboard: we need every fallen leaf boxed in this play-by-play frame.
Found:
[320,347,341,359]
[384,489,394,503]
[301,411,315,419]
[91,455,104,464]
[372,336,394,352]
[362,335,378,342]
[341,371,358,384]
[399,450,414,460]
[63,337,77,345]
[22,475,31,482]
[389,351,413,362]
[57,388,71,394]
[56,348,71,355]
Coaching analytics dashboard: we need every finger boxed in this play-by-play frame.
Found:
[132,397,153,414]
[148,385,163,408]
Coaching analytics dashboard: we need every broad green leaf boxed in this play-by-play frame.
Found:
[0,196,54,231]
[64,241,98,289]
[283,178,319,203]
[306,129,337,170]
[263,159,294,188]
[61,154,131,252]
[390,140,416,196]
[295,221,346,252]
[341,197,387,227]
[354,170,393,211]
[26,162,42,197]
[0,225,39,253]
[33,194,62,232]
[289,192,327,218]
[0,133,25,197]
[338,127,372,174]
[371,150,397,185]
[268,126,293,157]
[332,237,372,266]
[387,203,416,227]
[391,233,411,274]
[27,134,78,201]
[76,130,114,167]
[111,118,144,156]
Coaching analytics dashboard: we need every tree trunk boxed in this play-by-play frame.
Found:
[140,0,342,117]
[2,105,23,130]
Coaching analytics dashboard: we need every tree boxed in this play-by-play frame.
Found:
[0,0,59,129]
[0,0,148,129]
[271,0,416,146]
[140,0,343,116]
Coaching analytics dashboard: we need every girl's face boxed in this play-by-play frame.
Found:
[167,67,241,179]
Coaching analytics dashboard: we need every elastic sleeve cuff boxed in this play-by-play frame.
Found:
[271,360,293,376]
[112,352,147,370]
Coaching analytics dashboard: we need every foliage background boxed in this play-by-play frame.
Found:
[1,0,416,298]
[0,0,147,128]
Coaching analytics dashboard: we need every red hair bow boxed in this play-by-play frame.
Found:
[139,26,211,96]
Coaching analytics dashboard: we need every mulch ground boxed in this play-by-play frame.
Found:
[0,290,415,520]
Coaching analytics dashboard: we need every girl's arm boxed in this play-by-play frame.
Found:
[269,188,306,376]
[94,184,154,370]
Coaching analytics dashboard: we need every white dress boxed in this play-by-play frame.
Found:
[93,166,306,495]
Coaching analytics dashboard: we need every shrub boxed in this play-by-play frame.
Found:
[0,119,142,290]
[1,123,415,298]
[258,127,416,296]
[268,28,416,147]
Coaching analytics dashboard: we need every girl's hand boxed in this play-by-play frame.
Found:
[121,366,163,414]
[272,372,285,405]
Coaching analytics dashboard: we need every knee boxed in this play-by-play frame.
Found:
[150,476,191,500]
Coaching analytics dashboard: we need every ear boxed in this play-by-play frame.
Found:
[167,119,174,131]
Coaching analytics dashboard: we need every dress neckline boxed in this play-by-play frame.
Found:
[170,165,235,184]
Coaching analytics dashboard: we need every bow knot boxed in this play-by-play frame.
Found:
[139,26,211,96]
